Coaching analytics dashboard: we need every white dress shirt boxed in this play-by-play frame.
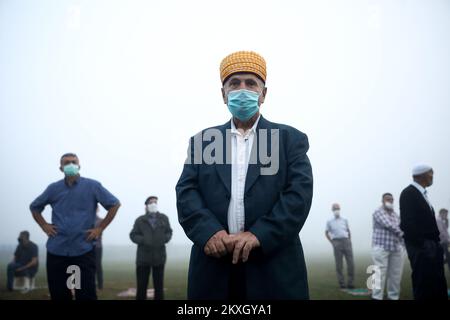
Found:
[227,115,261,234]
[411,181,433,210]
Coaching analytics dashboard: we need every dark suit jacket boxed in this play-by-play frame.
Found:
[129,212,172,266]
[399,184,440,246]
[176,115,313,299]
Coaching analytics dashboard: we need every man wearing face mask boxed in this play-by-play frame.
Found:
[371,193,405,300]
[6,231,39,291]
[400,164,448,300]
[29,153,121,300]
[325,203,354,289]
[436,208,450,273]
[130,196,173,300]
[176,51,313,299]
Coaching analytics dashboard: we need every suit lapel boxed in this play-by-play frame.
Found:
[215,121,232,196]
[244,116,271,194]
[214,116,273,195]
[410,185,434,217]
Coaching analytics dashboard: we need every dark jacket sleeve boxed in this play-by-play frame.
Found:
[129,219,145,245]
[176,136,225,249]
[400,188,425,245]
[249,130,313,256]
[164,215,173,244]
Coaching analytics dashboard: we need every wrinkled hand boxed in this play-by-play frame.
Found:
[204,230,229,258]
[86,227,103,242]
[228,232,260,264]
[41,223,57,237]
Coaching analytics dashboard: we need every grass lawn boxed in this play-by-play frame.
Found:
[1,246,449,300]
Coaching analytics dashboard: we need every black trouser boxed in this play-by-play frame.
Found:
[228,262,246,300]
[46,249,97,300]
[136,264,165,300]
[405,240,448,300]
[95,246,103,290]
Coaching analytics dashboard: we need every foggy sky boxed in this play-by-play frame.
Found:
[1,0,449,256]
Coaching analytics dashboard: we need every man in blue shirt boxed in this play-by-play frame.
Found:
[30,153,121,300]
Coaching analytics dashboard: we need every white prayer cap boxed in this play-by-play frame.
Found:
[412,164,432,176]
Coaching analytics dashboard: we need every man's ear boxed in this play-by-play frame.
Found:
[59,166,63,172]
[221,87,227,104]
[259,87,267,104]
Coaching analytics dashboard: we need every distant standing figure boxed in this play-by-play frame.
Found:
[325,203,355,289]
[6,231,39,291]
[371,193,405,300]
[436,208,450,273]
[94,209,104,290]
[400,164,447,300]
[130,196,172,300]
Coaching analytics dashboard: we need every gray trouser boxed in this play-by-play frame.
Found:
[332,238,355,287]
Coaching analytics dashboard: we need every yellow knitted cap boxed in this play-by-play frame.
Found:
[220,51,267,83]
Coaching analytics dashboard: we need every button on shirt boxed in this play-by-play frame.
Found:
[227,115,260,234]
[30,176,120,257]
[326,217,350,240]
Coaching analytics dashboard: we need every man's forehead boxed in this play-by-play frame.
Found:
[226,72,263,82]
[61,156,78,162]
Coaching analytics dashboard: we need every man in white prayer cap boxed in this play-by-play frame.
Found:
[399,164,448,300]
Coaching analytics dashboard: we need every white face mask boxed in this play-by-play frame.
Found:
[147,203,158,213]
[384,202,394,210]
[333,210,340,217]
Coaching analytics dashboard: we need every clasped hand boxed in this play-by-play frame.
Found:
[204,230,260,264]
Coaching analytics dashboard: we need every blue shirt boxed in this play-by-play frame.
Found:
[30,176,120,257]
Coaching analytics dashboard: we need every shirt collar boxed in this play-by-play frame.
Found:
[64,175,81,186]
[379,206,395,215]
[230,114,261,137]
[411,181,426,195]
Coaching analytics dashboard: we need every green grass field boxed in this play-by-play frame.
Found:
[1,245,449,300]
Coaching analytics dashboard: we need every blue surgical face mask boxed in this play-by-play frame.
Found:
[63,163,80,176]
[227,89,260,121]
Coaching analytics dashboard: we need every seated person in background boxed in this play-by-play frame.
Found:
[6,231,39,291]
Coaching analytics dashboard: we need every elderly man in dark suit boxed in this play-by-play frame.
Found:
[176,51,313,300]
[400,164,448,300]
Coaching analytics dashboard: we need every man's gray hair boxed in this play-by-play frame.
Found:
[60,153,78,162]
